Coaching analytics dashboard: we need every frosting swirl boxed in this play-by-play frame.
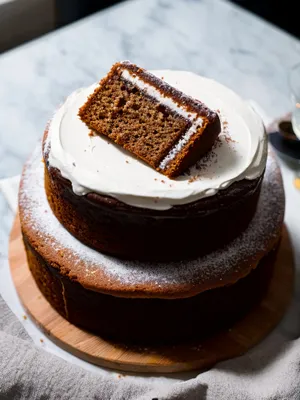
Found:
[47,70,267,210]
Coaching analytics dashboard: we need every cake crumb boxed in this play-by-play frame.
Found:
[23,315,27,320]
[223,135,236,144]
[40,338,44,343]
[222,119,229,136]
[126,160,129,164]
[188,141,220,174]
[188,175,199,183]
[88,130,97,137]
[72,162,76,167]
[161,180,165,184]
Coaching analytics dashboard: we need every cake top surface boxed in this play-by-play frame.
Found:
[47,70,267,210]
[20,145,284,299]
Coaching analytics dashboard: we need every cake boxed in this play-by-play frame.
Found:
[43,69,267,261]
[78,62,221,178]
[19,64,284,345]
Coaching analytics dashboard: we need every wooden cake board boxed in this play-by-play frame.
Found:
[9,216,294,374]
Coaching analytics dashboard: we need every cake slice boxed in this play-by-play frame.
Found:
[79,61,221,177]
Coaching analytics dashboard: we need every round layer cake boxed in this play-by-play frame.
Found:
[43,71,267,261]
[19,145,284,343]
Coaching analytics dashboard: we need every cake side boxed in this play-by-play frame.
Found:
[78,62,221,177]
[21,144,284,298]
[43,128,264,261]
[22,234,279,344]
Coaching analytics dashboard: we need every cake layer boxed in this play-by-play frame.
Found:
[78,62,221,177]
[44,140,263,260]
[20,145,284,298]
[23,236,279,344]
[47,71,267,211]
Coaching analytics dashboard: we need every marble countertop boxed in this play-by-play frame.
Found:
[1,0,300,249]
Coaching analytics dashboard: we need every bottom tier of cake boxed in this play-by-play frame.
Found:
[23,238,279,344]
[19,146,284,344]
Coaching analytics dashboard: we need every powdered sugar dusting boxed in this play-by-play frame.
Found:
[19,145,284,293]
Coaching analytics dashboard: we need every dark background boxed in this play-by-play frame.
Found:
[56,0,300,39]
[232,0,300,39]
[0,0,299,54]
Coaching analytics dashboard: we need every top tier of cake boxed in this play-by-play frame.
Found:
[47,70,267,210]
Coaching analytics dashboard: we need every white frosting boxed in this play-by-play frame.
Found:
[47,70,267,210]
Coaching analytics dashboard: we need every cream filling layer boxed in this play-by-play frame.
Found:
[121,69,203,170]
[47,70,267,210]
